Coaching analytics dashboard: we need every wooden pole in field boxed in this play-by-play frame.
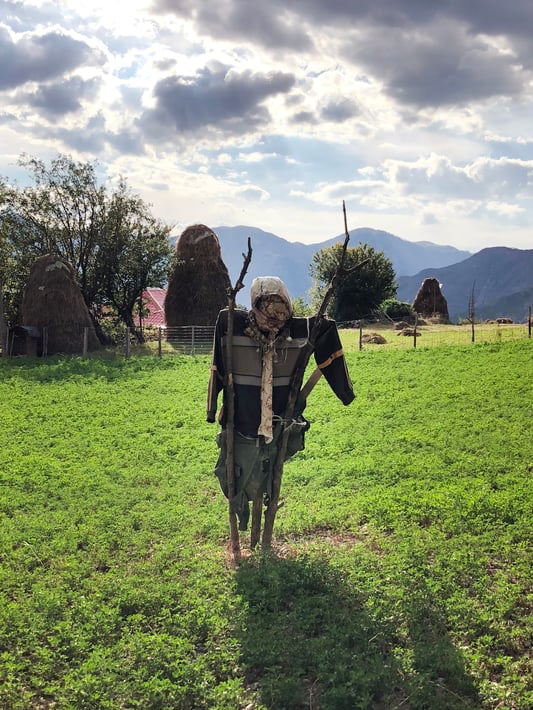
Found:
[225,239,253,563]
[261,202,368,550]
[528,305,531,339]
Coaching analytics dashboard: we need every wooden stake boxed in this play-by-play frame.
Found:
[225,239,253,563]
[262,202,368,549]
[250,495,263,549]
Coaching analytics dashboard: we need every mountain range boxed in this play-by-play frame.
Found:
[396,247,533,323]
[213,225,470,300]
[172,225,533,323]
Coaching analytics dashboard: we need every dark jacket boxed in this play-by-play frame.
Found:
[206,309,354,436]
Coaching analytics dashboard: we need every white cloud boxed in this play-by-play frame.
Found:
[1,0,533,252]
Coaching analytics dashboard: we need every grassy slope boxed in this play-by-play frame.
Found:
[0,342,532,709]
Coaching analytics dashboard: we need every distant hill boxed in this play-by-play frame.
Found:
[397,247,533,323]
[208,225,471,301]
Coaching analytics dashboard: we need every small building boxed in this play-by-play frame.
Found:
[141,288,167,328]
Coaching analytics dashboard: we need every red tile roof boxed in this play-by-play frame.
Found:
[142,288,167,327]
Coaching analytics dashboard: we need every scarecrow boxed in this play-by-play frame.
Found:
[206,275,355,535]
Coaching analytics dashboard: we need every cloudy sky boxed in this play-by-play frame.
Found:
[1,0,533,252]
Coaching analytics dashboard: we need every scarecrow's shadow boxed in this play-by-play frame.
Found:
[235,551,478,710]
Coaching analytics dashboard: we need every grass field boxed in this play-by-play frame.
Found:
[339,321,532,351]
[1,339,532,709]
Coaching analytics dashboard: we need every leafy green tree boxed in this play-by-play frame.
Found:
[291,296,312,317]
[0,186,9,354]
[97,181,172,340]
[310,242,397,321]
[1,154,173,342]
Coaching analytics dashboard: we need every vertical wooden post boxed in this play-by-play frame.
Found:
[82,327,88,358]
[528,305,531,339]
[42,327,48,357]
[359,321,363,350]
[262,202,368,550]
[191,325,195,355]
[158,327,162,357]
[413,314,418,349]
[250,495,263,549]
[225,239,252,563]
[124,327,130,358]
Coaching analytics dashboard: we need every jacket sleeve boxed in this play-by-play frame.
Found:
[313,318,355,405]
[206,310,226,423]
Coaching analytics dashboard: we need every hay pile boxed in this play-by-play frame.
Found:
[21,254,99,354]
[397,328,421,337]
[361,332,387,344]
[165,224,231,327]
[412,278,450,322]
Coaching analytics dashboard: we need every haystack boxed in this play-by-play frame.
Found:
[21,254,99,354]
[361,332,387,344]
[165,224,231,327]
[412,278,450,323]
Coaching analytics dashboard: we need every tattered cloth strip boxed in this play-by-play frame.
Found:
[245,296,291,443]
[258,330,276,442]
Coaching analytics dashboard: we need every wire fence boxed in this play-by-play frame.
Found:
[340,318,532,352]
[1,318,531,359]
[127,326,215,356]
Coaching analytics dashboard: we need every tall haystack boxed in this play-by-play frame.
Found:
[21,254,99,354]
[165,224,231,327]
[412,277,450,323]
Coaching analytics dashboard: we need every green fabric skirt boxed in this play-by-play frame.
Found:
[214,417,309,530]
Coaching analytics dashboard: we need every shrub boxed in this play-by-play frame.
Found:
[379,298,414,320]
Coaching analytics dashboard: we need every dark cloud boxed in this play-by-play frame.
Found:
[151,0,311,50]
[24,76,100,116]
[0,25,104,90]
[320,98,360,122]
[292,110,317,124]
[151,0,533,110]
[347,20,525,108]
[152,0,533,42]
[138,64,295,140]
[106,130,146,156]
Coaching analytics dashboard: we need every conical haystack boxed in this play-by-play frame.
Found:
[165,224,231,327]
[412,277,450,323]
[21,254,99,354]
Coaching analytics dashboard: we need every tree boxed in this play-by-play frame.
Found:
[0,187,9,355]
[310,242,397,321]
[1,154,173,343]
[380,298,414,320]
[97,181,172,341]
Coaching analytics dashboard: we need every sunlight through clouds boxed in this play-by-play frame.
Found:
[1,0,533,248]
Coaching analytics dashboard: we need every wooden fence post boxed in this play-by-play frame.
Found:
[413,314,418,348]
[124,327,130,358]
[158,327,162,357]
[82,327,88,358]
[359,321,363,350]
[42,327,48,357]
[529,305,531,339]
